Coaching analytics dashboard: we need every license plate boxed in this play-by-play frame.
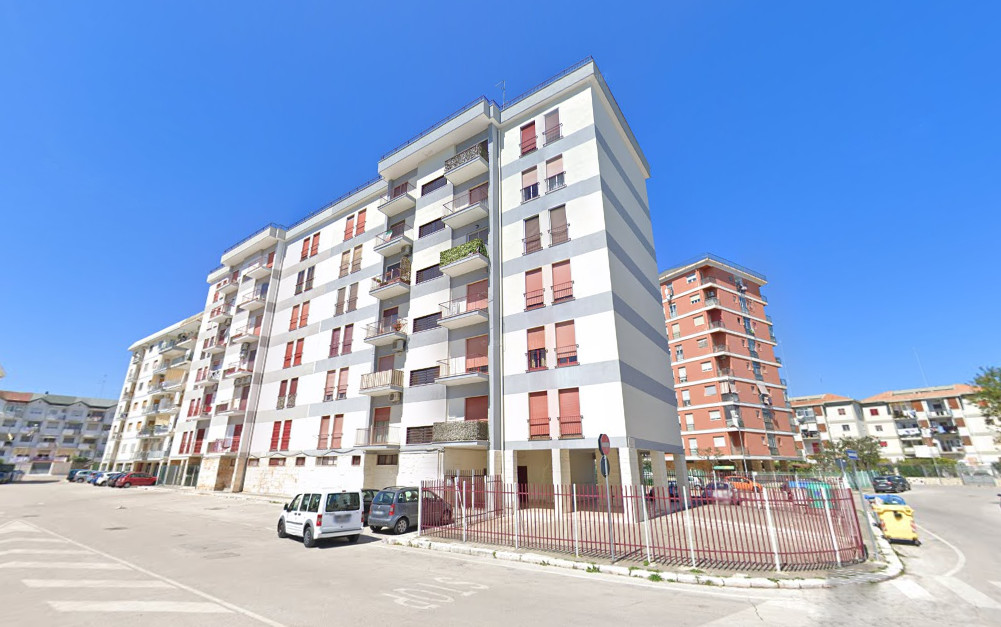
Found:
[335,514,349,522]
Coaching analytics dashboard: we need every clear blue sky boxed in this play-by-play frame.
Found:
[1,2,998,401]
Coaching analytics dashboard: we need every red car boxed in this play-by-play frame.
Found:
[112,472,157,488]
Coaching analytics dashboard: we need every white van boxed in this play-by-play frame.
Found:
[277,489,364,548]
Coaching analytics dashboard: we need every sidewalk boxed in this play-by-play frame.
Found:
[149,483,287,505]
[381,531,903,590]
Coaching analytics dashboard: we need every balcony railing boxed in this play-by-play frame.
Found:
[231,325,262,342]
[927,409,952,418]
[549,224,570,246]
[525,289,545,310]
[406,425,434,445]
[529,417,550,440]
[371,269,410,292]
[207,438,235,454]
[558,415,583,439]
[552,281,573,304]
[376,223,408,247]
[365,318,407,339]
[704,297,721,308]
[275,393,296,410]
[523,234,543,255]
[238,290,268,308]
[443,185,489,216]
[543,123,563,145]
[356,423,400,446]
[527,348,547,372]
[440,296,487,319]
[520,133,537,155]
[360,369,404,391]
[444,143,487,174]
[438,357,488,378]
[137,425,170,438]
[521,183,540,203]
[555,345,578,368]
[545,172,565,193]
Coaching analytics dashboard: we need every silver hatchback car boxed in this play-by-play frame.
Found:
[367,486,419,535]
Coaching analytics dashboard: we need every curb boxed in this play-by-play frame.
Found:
[382,534,902,590]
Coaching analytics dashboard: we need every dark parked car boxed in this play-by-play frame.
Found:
[361,488,378,525]
[67,469,85,482]
[884,475,911,492]
[103,472,125,487]
[112,472,157,488]
[873,475,910,493]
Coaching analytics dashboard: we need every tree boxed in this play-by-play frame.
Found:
[696,446,725,468]
[808,436,884,471]
[969,366,1001,443]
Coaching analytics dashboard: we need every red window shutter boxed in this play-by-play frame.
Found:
[280,420,292,450]
[194,428,205,453]
[179,432,189,453]
[329,328,341,357]
[270,422,281,451]
[465,396,488,421]
[466,279,488,311]
[337,368,349,395]
[546,155,564,178]
[194,398,201,416]
[525,268,543,308]
[544,109,560,136]
[527,327,545,350]
[231,424,243,449]
[342,324,353,354]
[529,392,548,419]
[331,414,344,448]
[289,305,299,331]
[283,342,294,368]
[555,321,576,349]
[324,371,336,399]
[288,378,298,396]
[374,407,391,423]
[293,339,304,366]
[377,355,395,372]
[558,388,580,417]
[310,232,320,256]
[318,415,330,448]
[521,122,536,154]
[552,260,571,285]
[204,392,213,407]
[278,380,288,398]
[299,301,310,327]
[465,335,488,372]
[355,209,366,235]
[267,251,275,267]
[300,238,310,261]
[344,215,355,241]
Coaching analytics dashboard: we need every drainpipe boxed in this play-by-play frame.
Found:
[487,108,505,480]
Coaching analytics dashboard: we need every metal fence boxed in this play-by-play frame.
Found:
[418,478,866,572]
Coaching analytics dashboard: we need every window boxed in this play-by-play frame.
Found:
[421,176,447,196]
[875,425,884,432]
[268,458,286,467]
[269,421,281,451]
[331,414,343,448]
[295,270,305,294]
[377,454,398,466]
[555,320,577,367]
[700,362,712,372]
[704,385,716,397]
[685,414,695,430]
[690,294,701,305]
[391,181,410,198]
[283,342,294,368]
[525,268,544,309]
[520,121,537,155]
[343,214,356,241]
[310,232,320,257]
[521,168,539,202]
[347,283,358,312]
[523,215,542,254]
[342,324,353,355]
[549,205,568,245]
[841,425,851,432]
[293,339,304,366]
[686,274,697,284]
[339,251,351,277]
[324,372,337,402]
[317,457,337,466]
[337,368,349,400]
[419,218,445,238]
[350,245,362,273]
[697,338,708,349]
[709,410,721,421]
[299,301,309,328]
[325,492,359,512]
[329,328,341,357]
[527,326,547,371]
[552,260,573,303]
[869,408,879,416]
[351,455,361,466]
[837,408,846,416]
[413,312,441,333]
[465,396,488,422]
[675,346,684,360]
[671,323,681,339]
[544,109,561,144]
[247,458,259,467]
[280,419,292,450]
[688,438,698,455]
[693,315,704,326]
[681,390,690,406]
[712,436,725,448]
[669,303,677,317]
[545,155,565,193]
[295,457,306,467]
[300,237,311,261]
[678,366,687,382]
[416,264,442,284]
[410,366,439,386]
[528,391,549,439]
[355,209,366,235]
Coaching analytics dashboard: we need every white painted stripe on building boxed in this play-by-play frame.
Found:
[0,549,92,556]
[23,579,173,589]
[49,601,231,614]
[889,578,934,601]
[934,576,1001,609]
[0,561,128,570]
[0,521,41,534]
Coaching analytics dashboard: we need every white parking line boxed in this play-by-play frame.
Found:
[0,549,92,556]
[23,579,173,589]
[0,561,128,570]
[889,578,935,601]
[49,601,231,614]
[0,538,66,545]
[0,522,40,534]
[915,523,966,577]
[934,576,1001,610]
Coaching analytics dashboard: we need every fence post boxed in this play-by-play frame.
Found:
[417,483,423,536]
[572,484,580,559]
[462,480,468,543]
[514,483,520,550]
[605,478,615,562]
[761,487,782,572]
[640,485,653,565]
[821,487,841,567]
[682,486,697,569]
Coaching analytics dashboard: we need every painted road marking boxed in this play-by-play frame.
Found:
[916,523,966,577]
[23,579,174,589]
[0,561,128,570]
[934,576,1001,610]
[0,538,66,545]
[889,578,935,602]
[0,521,41,534]
[382,576,489,610]
[991,581,1001,591]
[49,601,231,614]
[0,549,92,556]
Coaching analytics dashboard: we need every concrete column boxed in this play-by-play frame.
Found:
[651,451,669,489]
[552,449,572,514]
[672,453,690,505]
[502,449,517,484]
[617,448,642,523]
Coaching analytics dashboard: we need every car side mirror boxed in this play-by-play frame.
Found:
[283,504,289,511]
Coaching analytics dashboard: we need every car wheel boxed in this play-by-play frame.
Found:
[348,534,360,543]
[370,525,380,533]
[123,482,131,488]
[393,517,409,535]
[277,520,287,539]
[303,525,316,548]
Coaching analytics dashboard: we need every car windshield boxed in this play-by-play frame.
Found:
[373,491,395,505]
[325,492,360,512]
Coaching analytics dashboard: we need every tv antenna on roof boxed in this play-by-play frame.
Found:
[496,80,506,107]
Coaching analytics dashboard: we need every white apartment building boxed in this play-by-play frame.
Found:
[790,394,866,456]
[151,58,682,495]
[2,390,115,475]
[101,314,201,480]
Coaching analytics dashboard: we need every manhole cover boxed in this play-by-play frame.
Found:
[203,552,239,560]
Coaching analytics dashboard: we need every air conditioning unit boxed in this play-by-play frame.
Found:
[388,392,402,403]
[392,339,406,353]
[401,244,412,255]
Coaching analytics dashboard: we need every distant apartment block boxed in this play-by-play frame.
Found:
[659,254,798,471]
[108,58,684,494]
[100,314,202,480]
[791,384,999,466]
[1,390,115,475]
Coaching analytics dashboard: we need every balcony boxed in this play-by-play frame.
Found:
[440,239,487,278]
[145,449,166,460]
[176,334,196,350]
[444,142,488,186]
[237,290,267,312]
[544,123,563,146]
[222,362,254,379]
[206,438,237,454]
[141,403,176,417]
[373,224,413,257]
[168,352,193,369]
[442,185,488,230]
[545,171,566,194]
[244,256,273,280]
[230,325,261,344]
[704,297,722,309]
[558,415,583,439]
[216,276,239,295]
[137,425,171,439]
[364,318,408,347]
[437,357,488,386]
[355,424,400,448]
[529,417,551,440]
[193,370,221,388]
[359,369,404,396]
[201,337,226,354]
[439,296,488,330]
[556,345,578,368]
[159,340,185,357]
[927,409,953,419]
[370,269,411,300]
[377,183,416,218]
[431,420,488,444]
[163,377,186,392]
[208,303,234,323]
[215,400,247,418]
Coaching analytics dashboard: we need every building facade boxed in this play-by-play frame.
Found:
[659,254,799,471]
[790,394,867,456]
[119,58,683,495]
[1,390,115,475]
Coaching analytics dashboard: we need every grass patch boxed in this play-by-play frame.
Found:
[689,568,705,574]
[648,573,664,582]
[586,564,600,573]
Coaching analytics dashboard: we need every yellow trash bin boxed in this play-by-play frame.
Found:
[872,504,920,545]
